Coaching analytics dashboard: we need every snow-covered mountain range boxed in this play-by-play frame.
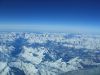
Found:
[0,32,100,75]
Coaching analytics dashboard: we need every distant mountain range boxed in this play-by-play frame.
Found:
[0,32,100,75]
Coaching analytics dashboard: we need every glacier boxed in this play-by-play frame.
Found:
[0,32,100,75]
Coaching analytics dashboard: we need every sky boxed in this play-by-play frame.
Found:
[0,0,100,33]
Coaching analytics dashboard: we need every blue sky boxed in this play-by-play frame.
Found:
[0,0,100,33]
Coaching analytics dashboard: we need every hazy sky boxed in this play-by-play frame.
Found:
[0,0,100,33]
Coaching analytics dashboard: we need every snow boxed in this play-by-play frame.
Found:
[19,46,47,64]
[9,61,38,75]
[0,62,10,75]
[0,32,100,75]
